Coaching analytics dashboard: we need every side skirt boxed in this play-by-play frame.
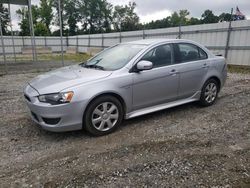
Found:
[125,91,201,119]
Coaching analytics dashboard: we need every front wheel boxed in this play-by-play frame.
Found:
[199,79,219,106]
[83,96,124,136]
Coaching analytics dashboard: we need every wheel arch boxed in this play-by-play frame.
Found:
[206,76,221,91]
[83,92,127,119]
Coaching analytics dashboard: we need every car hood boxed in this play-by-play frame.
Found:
[29,65,112,95]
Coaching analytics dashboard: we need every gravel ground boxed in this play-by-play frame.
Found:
[0,70,249,188]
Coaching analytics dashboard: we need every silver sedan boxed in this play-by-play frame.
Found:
[24,39,227,136]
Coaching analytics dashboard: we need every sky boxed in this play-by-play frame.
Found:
[5,0,250,31]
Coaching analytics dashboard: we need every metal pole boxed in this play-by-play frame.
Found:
[8,3,16,63]
[22,36,24,47]
[119,32,122,43]
[225,8,233,59]
[88,28,91,48]
[142,23,145,39]
[76,35,78,53]
[101,33,104,49]
[0,17,7,73]
[58,0,64,66]
[28,0,37,62]
[178,23,182,39]
[119,19,122,43]
[44,36,47,47]
[88,35,90,47]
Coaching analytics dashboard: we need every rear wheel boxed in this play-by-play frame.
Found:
[199,79,219,106]
[83,96,123,136]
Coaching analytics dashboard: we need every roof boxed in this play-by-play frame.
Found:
[0,0,28,5]
[126,38,181,46]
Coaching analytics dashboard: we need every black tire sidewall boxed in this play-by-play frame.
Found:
[200,79,219,106]
[83,96,124,136]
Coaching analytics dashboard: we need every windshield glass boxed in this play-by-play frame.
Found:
[83,44,146,71]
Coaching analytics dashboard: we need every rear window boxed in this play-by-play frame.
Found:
[174,43,208,63]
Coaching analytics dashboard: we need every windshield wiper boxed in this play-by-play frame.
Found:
[82,64,105,70]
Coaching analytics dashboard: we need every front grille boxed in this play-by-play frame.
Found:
[42,117,61,125]
[24,94,31,102]
[31,111,39,122]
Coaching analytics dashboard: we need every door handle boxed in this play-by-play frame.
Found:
[202,63,209,68]
[170,69,179,75]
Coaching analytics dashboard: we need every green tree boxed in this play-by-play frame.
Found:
[188,17,201,25]
[79,0,113,34]
[51,0,66,35]
[218,13,232,22]
[16,5,39,36]
[35,22,50,36]
[201,10,219,24]
[101,0,113,33]
[169,11,180,27]
[64,0,80,36]
[113,2,140,32]
[0,4,9,35]
[144,17,171,29]
[39,0,53,34]
[169,10,190,27]
[16,7,29,36]
[179,10,190,24]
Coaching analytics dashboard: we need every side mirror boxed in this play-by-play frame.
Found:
[136,60,153,71]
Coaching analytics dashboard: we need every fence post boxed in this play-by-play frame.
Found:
[44,36,47,47]
[225,8,233,59]
[0,18,7,73]
[58,0,64,66]
[8,3,16,63]
[142,29,145,39]
[28,0,37,63]
[22,36,25,47]
[76,36,78,53]
[178,24,182,39]
[119,32,122,43]
[101,33,104,49]
[88,35,91,47]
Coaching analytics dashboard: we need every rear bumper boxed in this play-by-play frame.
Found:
[221,65,227,88]
[24,85,87,132]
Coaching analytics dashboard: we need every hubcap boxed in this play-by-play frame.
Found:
[92,102,119,131]
[204,83,217,103]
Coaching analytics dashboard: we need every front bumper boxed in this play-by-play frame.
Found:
[24,84,86,132]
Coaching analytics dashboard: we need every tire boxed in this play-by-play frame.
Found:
[83,95,124,136]
[199,78,219,106]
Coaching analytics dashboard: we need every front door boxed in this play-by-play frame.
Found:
[132,44,179,110]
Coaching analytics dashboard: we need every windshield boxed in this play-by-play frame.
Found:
[83,44,146,71]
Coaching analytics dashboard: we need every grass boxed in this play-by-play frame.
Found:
[0,53,92,63]
[227,64,250,74]
[40,53,92,62]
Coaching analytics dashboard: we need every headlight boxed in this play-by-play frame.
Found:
[38,91,74,105]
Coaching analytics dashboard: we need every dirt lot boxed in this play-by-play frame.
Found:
[0,69,250,187]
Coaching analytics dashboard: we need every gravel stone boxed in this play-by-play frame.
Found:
[0,70,249,187]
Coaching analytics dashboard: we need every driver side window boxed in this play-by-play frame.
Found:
[141,44,173,68]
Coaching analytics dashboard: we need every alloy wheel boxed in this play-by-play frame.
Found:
[91,102,119,131]
[204,83,217,103]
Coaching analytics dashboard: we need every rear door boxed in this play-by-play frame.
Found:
[173,43,209,99]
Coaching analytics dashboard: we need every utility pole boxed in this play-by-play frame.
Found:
[58,0,64,66]
[0,13,7,73]
[8,3,16,63]
[225,8,234,59]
